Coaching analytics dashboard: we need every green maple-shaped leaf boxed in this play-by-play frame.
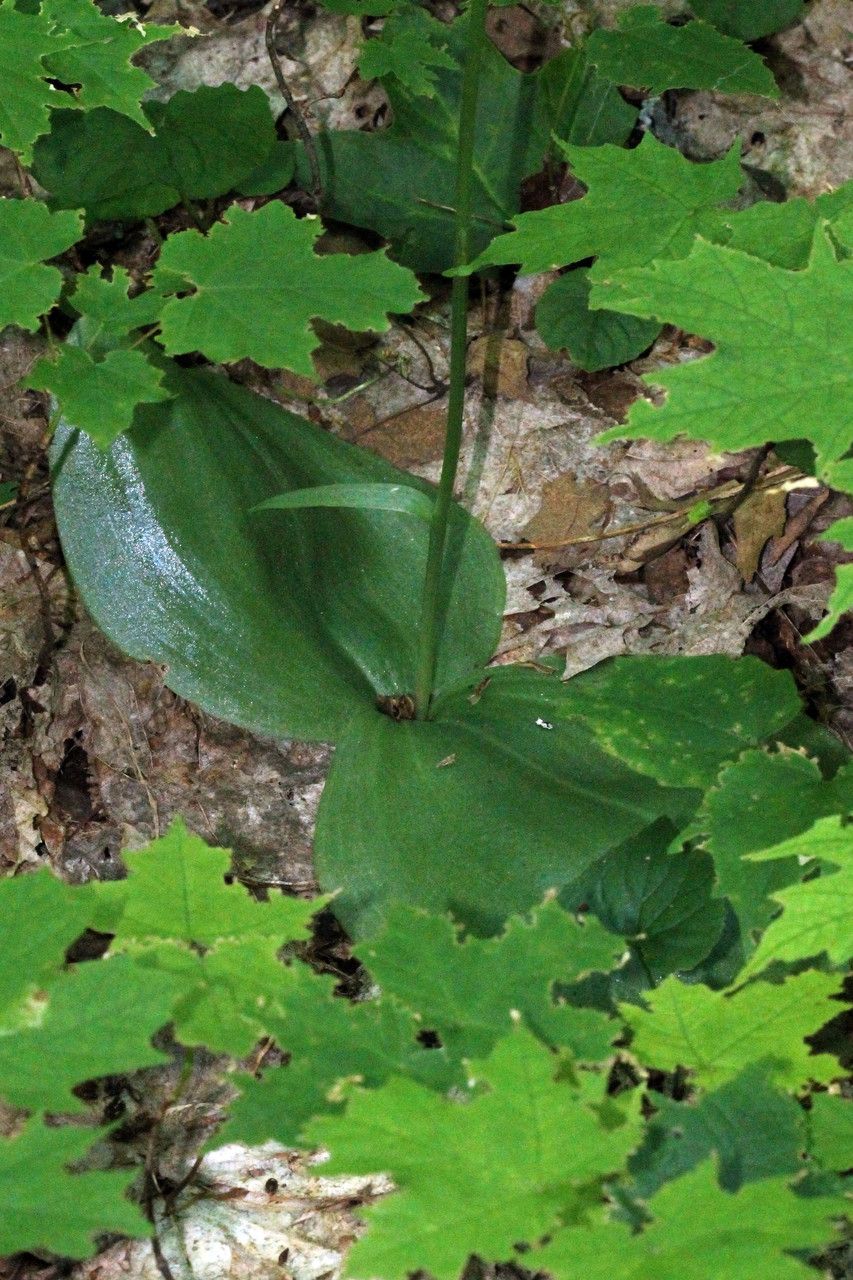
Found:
[806,518,853,641]
[360,900,622,1063]
[0,1120,148,1258]
[531,1162,843,1280]
[466,134,743,275]
[0,198,82,331]
[585,6,778,96]
[629,1065,807,1195]
[92,819,318,943]
[221,961,456,1146]
[622,969,843,1089]
[40,0,180,129]
[26,266,171,447]
[0,0,77,160]
[592,226,853,488]
[0,955,177,1112]
[28,345,171,448]
[90,820,322,1055]
[305,1025,642,1280]
[358,7,455,96]
[693,749,853,943]
[738,816,853,978]
[0,869,92,1027]
[153,202,424,374]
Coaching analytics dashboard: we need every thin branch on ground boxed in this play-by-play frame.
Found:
[265,0,322,205]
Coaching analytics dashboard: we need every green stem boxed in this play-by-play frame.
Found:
[413,0,489,720]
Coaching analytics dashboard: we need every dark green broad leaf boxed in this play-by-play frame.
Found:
[304,15,635,271]
[629,1065,807,1196]
[535,269,661,372]
[576,821,726,982]
[315,660,800,937]
[32,85,286,222]
[689,0,805,41]
[50,364,503,742]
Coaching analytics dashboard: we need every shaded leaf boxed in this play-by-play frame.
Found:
[808,1092,853,1172]
[358,7,455,96]
[629,1066,806,1195]
[535,269,660,371]
[305,15,635,272]
[585,6,777,96]
[0,870,92,1026]
[51,365,504,742]
[690,0,805,41]
[33,86,283,222]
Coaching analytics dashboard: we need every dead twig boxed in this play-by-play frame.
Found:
[265,0,322,205]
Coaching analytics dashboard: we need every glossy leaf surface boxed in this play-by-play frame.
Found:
[51,366,503,742]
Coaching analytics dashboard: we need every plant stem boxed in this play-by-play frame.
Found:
[413,0,489,721]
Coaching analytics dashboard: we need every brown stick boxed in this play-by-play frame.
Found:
[265,0,322,204]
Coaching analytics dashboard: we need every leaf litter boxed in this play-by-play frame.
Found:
[1,0,852,1274]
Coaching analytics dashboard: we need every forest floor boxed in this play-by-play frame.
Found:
[0,0,851,1275]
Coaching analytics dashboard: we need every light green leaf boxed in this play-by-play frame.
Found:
[221,962,456,1146]
[805,518,853,641]
[629,1066,807,1195]
[358,8,455,97]
[304,13,635,272]
[361,900,623,1062]
[0,870,92,1027]
[739,816,853,977]
[592,226,852,488]
[90,820,322,1055]
[0,955,177,1112]
[535,269,661,371]
[315,666,699,937]
[153,202,424,374]
[0,1120,148,1259]
[51,364,503,742]
[465,134,743,275]
[92,819,318,945]
[531,1162,842,1280]
[33,86,289,222]
[586,6,778,96]
[40,0,180,130]
[255,482,434,520]
[0,0,77,161]
[622,969,843,1088]
[25,266,171,447]
[306,1025,643,1280]
[0,198,82,331]
[690,0,805,41]
[27,344,171,448]
[694,749,853,942]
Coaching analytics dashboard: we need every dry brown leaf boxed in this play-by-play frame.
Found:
[467,336,531,400]
[733,488,787,580]
[520,472,610,568]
